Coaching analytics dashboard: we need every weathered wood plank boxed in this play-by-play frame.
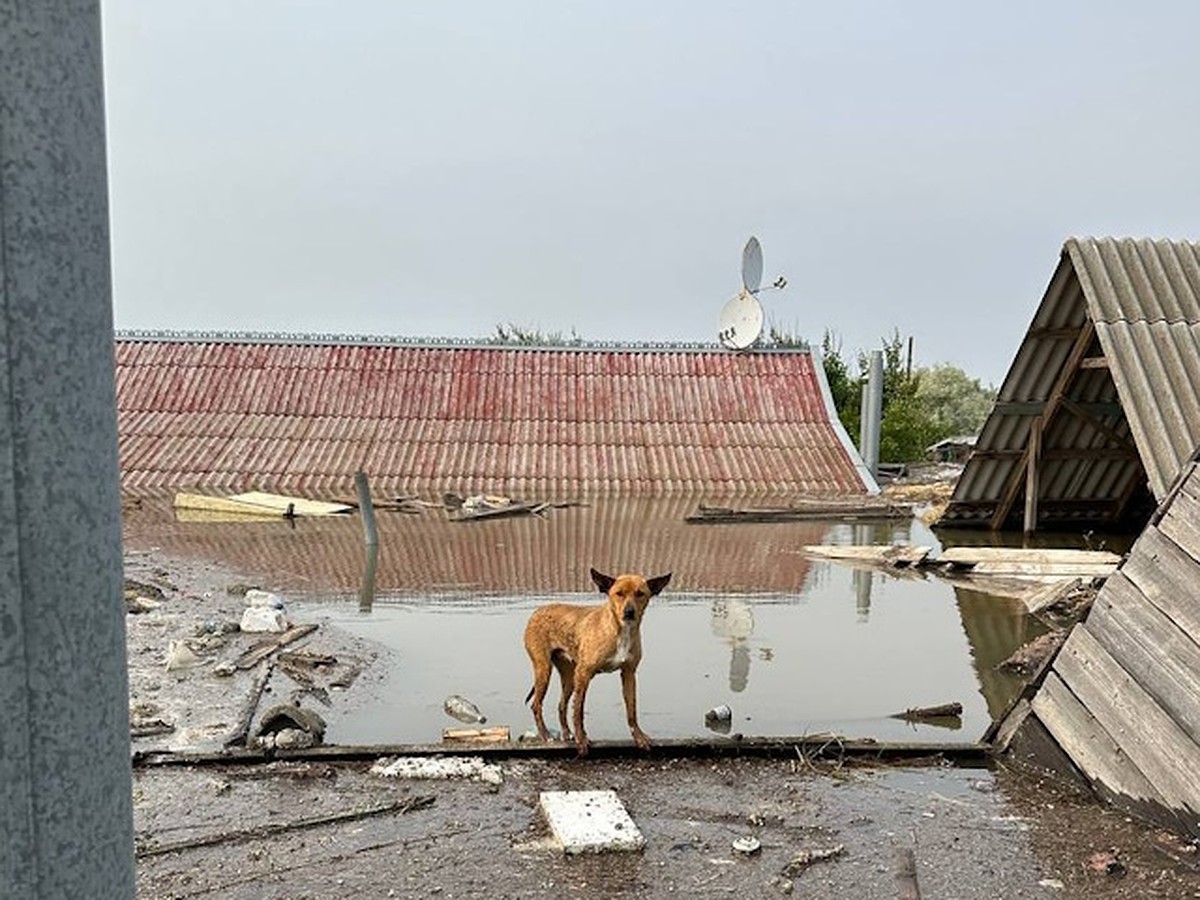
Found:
[938,547,1122,565]
[1158,488,1200,561]
[1032,670,1168,810]
[1088,573,1200,747]
[1024,578,1082,614]
[801,545,932,566]
[1121,526,1200,642]
[965,561,1116,577]
[1053,625,1200,817]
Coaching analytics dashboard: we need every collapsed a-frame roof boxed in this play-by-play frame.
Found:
[944,237,1200,530]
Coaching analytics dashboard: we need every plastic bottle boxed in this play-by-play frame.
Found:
[444,694,487,724]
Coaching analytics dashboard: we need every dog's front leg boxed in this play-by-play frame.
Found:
[571,669,593,757]
[621,664,651,750]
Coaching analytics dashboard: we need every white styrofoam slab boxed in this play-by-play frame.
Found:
[539,789,646,854]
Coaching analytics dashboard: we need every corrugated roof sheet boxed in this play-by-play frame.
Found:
[114,337,871,498]
[945,237,1200,529]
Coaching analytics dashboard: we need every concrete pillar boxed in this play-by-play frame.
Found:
[0,1,136,897]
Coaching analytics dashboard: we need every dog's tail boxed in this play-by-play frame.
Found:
[524,685,534,706]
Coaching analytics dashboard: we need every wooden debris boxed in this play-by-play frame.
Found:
[224,660,275,748]
[277,650,337,668]
[891,702,963,722]
[442,726,511,745]
[1023,578,1083,614]
[999,630,1067,674]
[687,499,914,524]
[228,491,352,516]
[781,844,846,876]
[135,795,435,858]
[802,545,932,567]
[449,501,548,521]
[234,623,318,670]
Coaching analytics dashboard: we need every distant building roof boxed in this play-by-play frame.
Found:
[945,237,1200,530]
[115,333,874,498]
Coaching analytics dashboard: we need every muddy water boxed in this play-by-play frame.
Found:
[123,495,1045,747]
[299,521,1042,747]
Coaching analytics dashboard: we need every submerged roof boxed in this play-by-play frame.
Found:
[945,237,1200,529]
[114,334,873,497]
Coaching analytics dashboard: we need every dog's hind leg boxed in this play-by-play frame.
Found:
[553,655,575,742]
[524,637,554,742]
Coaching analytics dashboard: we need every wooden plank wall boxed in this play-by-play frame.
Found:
[1022,461,1200,835]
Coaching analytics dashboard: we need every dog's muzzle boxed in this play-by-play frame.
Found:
[622,605,637,621]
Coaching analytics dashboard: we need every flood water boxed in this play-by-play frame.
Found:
[123,495,1046,747]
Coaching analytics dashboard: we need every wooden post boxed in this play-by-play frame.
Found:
[1024,416,1042,535]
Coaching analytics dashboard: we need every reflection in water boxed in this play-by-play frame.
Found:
[853,569,873,623]
[710,598,755,692]
[954,586,1050,719]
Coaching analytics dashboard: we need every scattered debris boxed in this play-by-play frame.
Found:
[135,795,435,858]
[124,578,166,603]
[234,623,319,670]
[705,704,733,734]
[802,545,1120,584]
[1037,877,1065,890]
[732,836,762,856]
[240,606,288,633]
[253,703,327,750]
[245,589,286,609]
[371,756,503,786]
[539,790,646,854]
[1084,848,1126,877]
[781,844,846,876]
[126,595,161,614]
[164,640,202,671]
[890,702,963,723]
[443,492,551,521]
[442,726,511,745]
[1152,831,1200,869]
[444,694,487,724]
[999,630,1067,674]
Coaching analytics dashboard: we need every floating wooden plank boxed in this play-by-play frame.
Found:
[1088,573,1200,747]
[802,545,932,566]
[172,492,281,518]
[1031,670,1168,811]
[449,501,547,521]
[1053,624,1200,818]
[1023,578,1082,614]
[890,702,963,722]
[938,547,1121,566]
[442,726,511,745]
[228,491,353,516]
[686,500,914,524]
[965,561,1116,578]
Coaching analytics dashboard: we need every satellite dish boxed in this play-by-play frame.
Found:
[718,289,764,351]
[742,236,763,294]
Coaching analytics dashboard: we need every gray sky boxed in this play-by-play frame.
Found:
[101,2,1200,387]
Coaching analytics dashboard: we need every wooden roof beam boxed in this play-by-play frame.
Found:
[989,321,1096,530]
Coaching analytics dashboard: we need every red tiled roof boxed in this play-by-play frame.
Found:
[114,337,870,497]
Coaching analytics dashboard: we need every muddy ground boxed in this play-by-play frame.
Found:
[123,547,1200,899]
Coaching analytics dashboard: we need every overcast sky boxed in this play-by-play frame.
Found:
[100,2,1200,387]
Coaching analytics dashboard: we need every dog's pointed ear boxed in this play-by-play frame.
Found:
[647,573,672,596]
[590,568,615,594]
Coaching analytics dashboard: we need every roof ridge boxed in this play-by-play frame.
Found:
[113,329,812,354]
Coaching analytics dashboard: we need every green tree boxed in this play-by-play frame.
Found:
[914,363,996,436]
[819,330,860,441]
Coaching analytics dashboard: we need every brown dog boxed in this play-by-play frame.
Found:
[523,568,671,756]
